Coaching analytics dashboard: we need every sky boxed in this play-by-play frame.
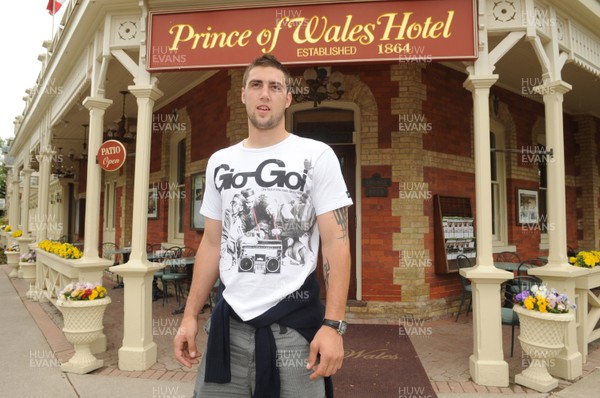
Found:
[1,2,66,143]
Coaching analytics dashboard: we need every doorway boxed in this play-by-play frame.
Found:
[291,106,358,300]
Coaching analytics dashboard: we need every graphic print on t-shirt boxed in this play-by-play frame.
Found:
[218,158,317,276]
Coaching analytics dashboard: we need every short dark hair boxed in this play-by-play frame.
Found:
[242,54,291,92]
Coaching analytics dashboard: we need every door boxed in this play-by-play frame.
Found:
[318,144,357,299]
[292,106,357,300]
[102,177,117,244]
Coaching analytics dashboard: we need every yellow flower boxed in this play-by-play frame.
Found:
[524,296,535,310]
[89,290,99,300]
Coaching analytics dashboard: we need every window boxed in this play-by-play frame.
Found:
[490,121,511,250]
[537,137,548,249]
[103,179,117,230]
[168,136,186,243]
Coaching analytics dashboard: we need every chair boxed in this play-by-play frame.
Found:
[495,251,521,263]
[163,246,183,259]
[101,242,123,287]
[207,279,221,313]
[516,258,546,276]
[178,246,197,258]
[146,243,158,254]
[160,254,191,306]
[455,254,473,322]
[100,242,120,266]
[501,275,542,357]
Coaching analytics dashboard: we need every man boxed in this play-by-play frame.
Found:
[174,54,352,398]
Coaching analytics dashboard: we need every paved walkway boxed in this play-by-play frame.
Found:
[2,264,599,397]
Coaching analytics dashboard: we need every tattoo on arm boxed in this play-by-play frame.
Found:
[323,257,330,289]
[333,207,349,243]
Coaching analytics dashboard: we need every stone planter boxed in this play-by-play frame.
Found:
[57,296,111,374]
[5,251,20,278]
[20,261,38,299]
[514,305,575,392]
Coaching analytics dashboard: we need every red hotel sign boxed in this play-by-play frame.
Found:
[97,140,127,172]
[147,0,477,71]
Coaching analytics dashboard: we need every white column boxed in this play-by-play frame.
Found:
[20,168,33,238]
[462,75,513,387]
[111,84,164,371]
[32,145,54,301]
[81,97,112,260]
[36,146,53,242]
[9,170,20,235]
[528,80,586,380]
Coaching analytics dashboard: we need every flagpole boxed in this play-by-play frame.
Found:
[51,1,55,40]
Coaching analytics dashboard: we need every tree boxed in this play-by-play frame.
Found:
[0,137,7,219]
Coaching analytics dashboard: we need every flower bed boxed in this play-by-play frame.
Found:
[38,239,82,259]
[569,250,600,268]
[514,284,576,313]
[20,249,36,263]
[58,282,108,303]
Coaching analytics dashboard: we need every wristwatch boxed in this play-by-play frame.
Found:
[322,319,348,335]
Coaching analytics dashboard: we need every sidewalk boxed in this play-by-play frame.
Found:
[0,265,200,398]
[1,263,599,397]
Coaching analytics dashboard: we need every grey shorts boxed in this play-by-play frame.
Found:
[193,317,325,398]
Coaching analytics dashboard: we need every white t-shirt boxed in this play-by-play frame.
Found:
[201,134,353,320]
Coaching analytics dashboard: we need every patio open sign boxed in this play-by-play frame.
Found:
[97,140,127,172]
[147,0,477,71]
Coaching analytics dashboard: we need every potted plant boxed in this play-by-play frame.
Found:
[56,282,111,374]
[569,250,600,268]
[19,249,37,286]
[39,239,83,260]
[513,283,576,392]
[5,245,20,278]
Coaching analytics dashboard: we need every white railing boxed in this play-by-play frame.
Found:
[571,23,600,77]
[486,0,600,78]
[35,249,112,301]
[574,267,600,362]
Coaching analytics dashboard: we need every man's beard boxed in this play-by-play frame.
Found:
[248,109,284,131]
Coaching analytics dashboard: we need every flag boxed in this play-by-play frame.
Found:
[46,0,63,15]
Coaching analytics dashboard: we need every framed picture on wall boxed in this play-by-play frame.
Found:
[148,187,158,219]
[516,189,538,225]
[191,172,206,230]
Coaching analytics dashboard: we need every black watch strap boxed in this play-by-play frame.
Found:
[322,319,347,335]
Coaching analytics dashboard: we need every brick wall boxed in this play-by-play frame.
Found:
[90,61,595,321]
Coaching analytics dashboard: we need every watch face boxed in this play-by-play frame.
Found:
[339,321,347,335]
